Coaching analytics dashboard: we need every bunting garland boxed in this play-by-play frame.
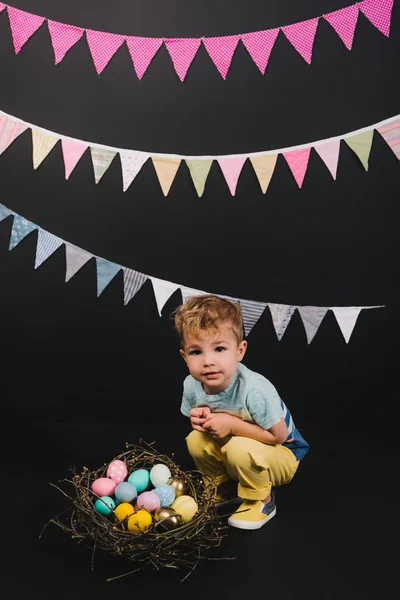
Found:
[0,109,399,196]
[0,1,394,81]
[0,201,384,343]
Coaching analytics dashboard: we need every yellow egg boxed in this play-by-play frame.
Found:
[127,509,153,533]
[171,495,198,523]
[114,502,135,523]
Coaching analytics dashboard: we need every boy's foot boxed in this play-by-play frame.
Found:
[214,479,241,505]
[227,491,276,530]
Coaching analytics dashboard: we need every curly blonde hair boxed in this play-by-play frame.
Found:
[173,294,244,346]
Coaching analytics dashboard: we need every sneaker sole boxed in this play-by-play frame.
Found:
[227,506,276,530]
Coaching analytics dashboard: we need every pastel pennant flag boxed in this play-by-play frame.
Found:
[0,116,28,155]
[152,157,181,196]
[61,139,88,179]
[239,299,268,337]
[330,306,364,343]
[32,129,59,169]
[9,215,37,250]
[90,146,117,183]
[47,21,84,64]
[202,34,240,79]
[150,276,180,315]
[376,118,400,159]
[297,306,329,344]
[180,286,207,303]
[35,228,64,268]
[344,130,374,170]
[185,159,213,197]
[95,257,121,296]
[0,203,14,222]
[240,29,279,74]
[217,156,247,196]
[358,0,394,37]
[313,139,341,179]
[268,303,295,341]
[323,5,359,50]
[164,38,201,81]
[123,267,148,305]
[7,6,45,54]
[281,18,319,64]
[283,147,311,188]
[65,243,93,282]
[85,30,125,74]
[120,151,148,192]
[125,36,163,79]
[250,154,278,193]
[0,4,6,14]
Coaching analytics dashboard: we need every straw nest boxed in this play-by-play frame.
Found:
[42,440,233,581]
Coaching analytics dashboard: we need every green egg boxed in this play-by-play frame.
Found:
[128,469,150,493]
[94,496,116,516]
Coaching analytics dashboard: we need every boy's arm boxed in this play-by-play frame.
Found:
[203,413,288,444]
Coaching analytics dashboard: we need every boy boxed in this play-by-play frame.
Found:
[173,294,309,530]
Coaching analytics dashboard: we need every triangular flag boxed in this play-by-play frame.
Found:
[0,116,28,155]
[250,154,278,193]
[85,30,125,74]
[164,38,201,81]
[283,147,311,187]
[65,243,93,282]
[239,299,268,337]
[376,118,400,160]
[358,0,394,37]
[185,159,213,197]
[281,18,319,64]
[268,303,295,340]
[344,130,374,170]
[297,306,329,344]
[152,157,181,196]
[202,34,240,79]
[125,36,163,79]
[0,4,6,14]
[7,6,45,53]
[90,146,117,183]
[180,286,207,303]
[240,29,279,74]
[331,306,364,343]
[9,215,37,250]
[123,267,148,305]
[0,203,14,222]
[217,156,247,195]
[150,277,180,315]
[95,257,121,296]
[47,21,84,64]
[323,5,359,50]
[32,129,59,169]
[120,151,148,191]
[313,139,341,179]
[61,139,88,179]
[35,228,64,268]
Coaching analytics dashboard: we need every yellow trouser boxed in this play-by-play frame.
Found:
[186,430,299,500]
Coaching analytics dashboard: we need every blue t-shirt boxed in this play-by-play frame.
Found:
[181,362,309,461]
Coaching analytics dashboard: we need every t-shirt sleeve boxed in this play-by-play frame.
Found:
[246,384,284,431]
[180,376,195,417]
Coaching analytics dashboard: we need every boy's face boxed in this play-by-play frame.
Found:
[180,324,247,395]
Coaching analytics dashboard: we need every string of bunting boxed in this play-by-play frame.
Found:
[0,201,384,344]
[0,108,399,196]
[0,0,394,80]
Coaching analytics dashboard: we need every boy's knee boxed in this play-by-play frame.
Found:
[186,430,207,458]
[221,436,250,465]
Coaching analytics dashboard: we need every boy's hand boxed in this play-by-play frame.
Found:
[189,406,211,432]
[203,413,235,439]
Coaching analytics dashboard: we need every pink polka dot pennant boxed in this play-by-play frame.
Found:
[0,3,6,14]
[281,18,319,64]
[323,4,360,50]
[202,34,240,79]
[240,28,279,74]
[164,37,201,81]
[119,151,148,191]
[217,156,247,195]
[85,29,125,74]
[282,148,311,188]
[7,6,45,54]
[358,0,394,37]
[47,21,84,64]
[125,36,163,79]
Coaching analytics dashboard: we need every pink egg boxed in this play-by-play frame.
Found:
[107,460,128,484]
[136,491,161,513]
[91,477,117,497]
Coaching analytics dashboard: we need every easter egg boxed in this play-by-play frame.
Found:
[127,509,152,533]
[128,469,150,493]
[169,477,187,498]
[150,464,171,487]
[114,502,135,522]
[107,459,128,484]
[153,484,175,506]
[136,491,161,513]
[154,506,181,531]
[94,496,116,516]
[115,482,137,503]
[171,495,198,523]
[91,477,117,497]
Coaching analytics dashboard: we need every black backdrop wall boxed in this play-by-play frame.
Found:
[1,1,398,597]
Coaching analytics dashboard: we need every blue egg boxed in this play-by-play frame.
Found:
[94,496,116,516]
[153,484,176,507]
[128,469,150,493]
[115,481,137,503]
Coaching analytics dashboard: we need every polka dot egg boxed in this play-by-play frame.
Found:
[153,484,176,506]
[107,459,128,484]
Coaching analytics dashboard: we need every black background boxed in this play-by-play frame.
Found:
[0,1,398,598]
